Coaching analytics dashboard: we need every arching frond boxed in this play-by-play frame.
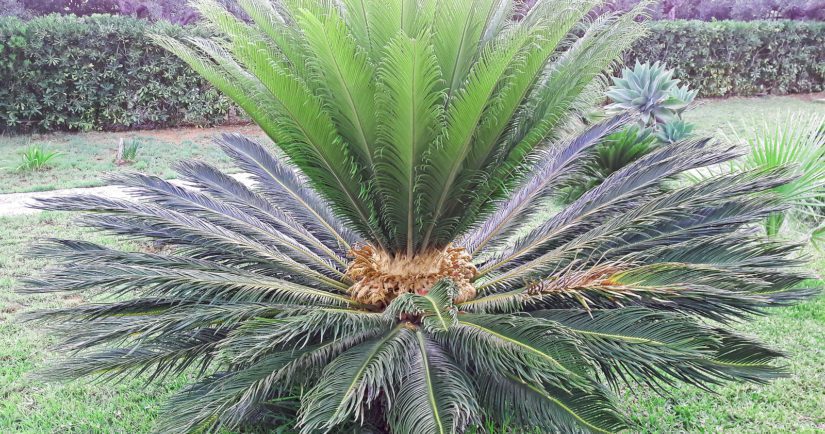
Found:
[478,374,627,434]
[216,134,361,251]
[298,325,415,433]
[388,332,479,434]
[373,32,443,254]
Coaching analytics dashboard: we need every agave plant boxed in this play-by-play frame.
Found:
[606,61,697,127]
[561,63,697,203]
[23,1,817,433]
[656,118,695,144]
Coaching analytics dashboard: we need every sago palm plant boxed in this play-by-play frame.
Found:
[23,1,818,433]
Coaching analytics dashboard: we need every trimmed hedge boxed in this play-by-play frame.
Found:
[0,14,233,133]
[629,20,825,97]
[0,16,823,133]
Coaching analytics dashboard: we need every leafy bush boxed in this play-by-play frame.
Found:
[20,0,119,16]
[591,0,825,21]
[629,20,825,96]
[0,0,31,18]
[16,144,60,171]
[0,14,233,133]
[24,1,817,433]
[13,0,245,24]
[0,16,821,135]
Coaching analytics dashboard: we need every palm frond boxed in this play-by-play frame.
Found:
[530,308,784,389]
[476,139,741,274]
[388,331,480,434]
[478,374,627,434]
[440,313,592,385]
[216,134,361,251]
[373,32,443,254]
[462,114,630,254]
[295,8,378,170]
[173,159,348,266]
[386,280,458,332]
[298,325,415,433]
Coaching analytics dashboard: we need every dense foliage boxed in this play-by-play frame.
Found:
[24,1,818,432]
[5,0,245,24]
[588,0,825,20]
[0,14,232,132]
[1,16,821,133]
[14,0,825,22]
[563,62,697,202]
[629,20,825,96]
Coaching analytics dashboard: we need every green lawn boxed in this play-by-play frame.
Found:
[0,213,186,432]
[624,286,825,433]
[685,93,825,136]
[0,94,822,195]
[0,125,266,194]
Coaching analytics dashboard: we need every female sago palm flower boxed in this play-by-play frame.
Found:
[24,1,817,433]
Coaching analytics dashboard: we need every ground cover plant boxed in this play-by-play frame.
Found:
[16,144,60,172]
[20,1,821,434]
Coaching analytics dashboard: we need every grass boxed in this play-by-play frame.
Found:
[623,284,825,433]
[0,94,820,196]
[0,213,189,433]
[0,125,266,194]
[685,93,825,136]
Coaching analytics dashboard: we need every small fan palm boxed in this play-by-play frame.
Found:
[690,112,825,236]
[24,1,817,433]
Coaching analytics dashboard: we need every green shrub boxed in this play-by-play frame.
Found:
[629,20,825,97]
[0,14,233,133]
[16,143,60,171]
[1,16,822,134]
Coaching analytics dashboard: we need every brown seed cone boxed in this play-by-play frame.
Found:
[345,244,477,306]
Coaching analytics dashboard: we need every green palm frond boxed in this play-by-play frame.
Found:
[388,332,480,434]
[298,325,415,433]
[21,1,820,433]
[373,32,443,254]
[478,374,627,434]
